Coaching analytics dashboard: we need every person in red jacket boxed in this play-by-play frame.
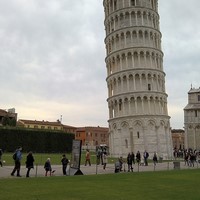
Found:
[85,150,91,166]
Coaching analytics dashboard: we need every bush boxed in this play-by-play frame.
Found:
[0,127,74,153]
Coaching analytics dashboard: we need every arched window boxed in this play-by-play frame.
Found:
[114,0,117,10]
[119,100,122,111]
[148,84,151,91]
[131,0,135,6]
[195,110,198,117]
[125,139,128,148]
[151,0,154,9]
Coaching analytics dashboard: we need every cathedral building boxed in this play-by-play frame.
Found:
[184,87,200,150]
[103,0,172,158]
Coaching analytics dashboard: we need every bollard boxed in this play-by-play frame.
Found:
[123,163,126,172]
[96,162,98,175]
[35,164,38,177]
[173,161,180,170]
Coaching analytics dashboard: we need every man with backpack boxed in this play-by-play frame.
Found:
[11,146,22,177]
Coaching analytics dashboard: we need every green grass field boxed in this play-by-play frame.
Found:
[0,169,200,200]
[1,152,118,166]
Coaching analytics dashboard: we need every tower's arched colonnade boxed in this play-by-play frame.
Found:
[103,0,173,159]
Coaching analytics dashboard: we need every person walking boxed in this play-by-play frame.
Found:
[119,156,124,171]
[131,152,135,165]
[114,158,121,173]
[61,154,69,175]
[44,158,52,176]
[85,150,91,166]
[136,151,141,165]
[25,151,34,177]
[143,150,149,166]
[102,152,108,170]
[184,151,189,166]
[11,146,23,177]
[127,153,133,172]
[189,152,195,167]
[153,152,158,166]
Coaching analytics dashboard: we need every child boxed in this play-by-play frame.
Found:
[44,158,52,176]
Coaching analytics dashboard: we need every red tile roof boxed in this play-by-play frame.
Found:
[18,119,62,126]
[0,109,8,116]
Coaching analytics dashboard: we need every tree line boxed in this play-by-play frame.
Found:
[0,127,74,153]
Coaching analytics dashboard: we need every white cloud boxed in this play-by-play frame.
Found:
[0,0,199,129]
[159,0,200,128]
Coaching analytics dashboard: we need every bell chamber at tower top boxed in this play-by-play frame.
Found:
[103,0,158,17]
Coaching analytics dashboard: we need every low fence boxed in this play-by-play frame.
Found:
[1,160,199,178]
[93,160,200,175]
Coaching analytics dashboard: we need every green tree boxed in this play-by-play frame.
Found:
[2,116,16,127]
[2,116,10,126]
[9,118,16,126]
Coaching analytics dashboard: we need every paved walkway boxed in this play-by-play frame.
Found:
[0,161,199,178]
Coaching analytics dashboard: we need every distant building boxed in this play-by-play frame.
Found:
[62,124,77,134]
[184,87,200,150]
[0,108,17,126]
[75,126,109,150]
[17,119,63,131]
[171,129,185,150]
[17,119,77,134]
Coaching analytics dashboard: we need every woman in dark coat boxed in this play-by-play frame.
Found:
[136,151,141,165]
[153,152,158,166]
[25,151,34,177]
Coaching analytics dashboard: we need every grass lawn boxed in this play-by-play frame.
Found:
[2,153,70,166]
[1,152,118,166]
[0,169,200,200]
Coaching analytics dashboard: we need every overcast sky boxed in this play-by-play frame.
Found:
[0,0,199,129]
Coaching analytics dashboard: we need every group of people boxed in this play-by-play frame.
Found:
[9,146,70,177]
[96,147,108,170]
[85,148,108,170]
[130,150,151,167]
[1,147,162,176]
[43,154,69,176]
[173,148,200,167]
[183,149,200,167]
[115,150,158,173]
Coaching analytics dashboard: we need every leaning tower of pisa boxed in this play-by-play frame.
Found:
[103,0,173,159]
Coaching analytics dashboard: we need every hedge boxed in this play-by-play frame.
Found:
[0,127,75,153]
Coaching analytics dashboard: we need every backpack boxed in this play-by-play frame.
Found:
[13,152,17,160]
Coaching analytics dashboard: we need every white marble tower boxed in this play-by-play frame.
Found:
[103,0,173,159]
